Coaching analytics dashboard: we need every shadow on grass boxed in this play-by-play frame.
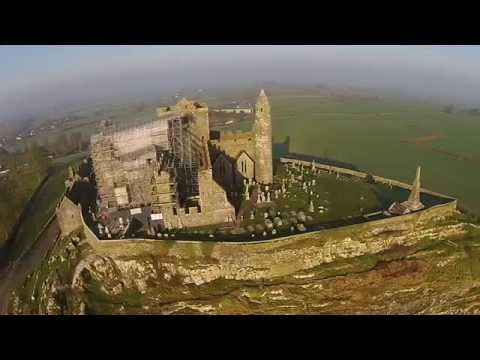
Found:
[273,136,359,171]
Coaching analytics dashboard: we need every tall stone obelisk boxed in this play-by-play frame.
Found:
[402,166,424,211]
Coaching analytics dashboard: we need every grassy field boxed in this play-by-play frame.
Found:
[186,162,447,237]
[228,90,480,213]
[12,86,480,213]
[240,164,388,227]
[7,166,67,260]
[237,163,447,231]
[6,154,86,261]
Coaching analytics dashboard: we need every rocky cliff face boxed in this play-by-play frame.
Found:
[88,222,466,287]
[10,214,480,315]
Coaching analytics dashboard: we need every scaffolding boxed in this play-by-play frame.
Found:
[91,123,119,208]
[168,115,199,202]
[150,153,178,211]
[91,111,204,211]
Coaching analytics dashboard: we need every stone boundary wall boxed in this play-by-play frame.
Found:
[56,158,458,259]
[81,199,457,259]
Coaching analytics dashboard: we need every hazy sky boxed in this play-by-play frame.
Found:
[1,45,480,121]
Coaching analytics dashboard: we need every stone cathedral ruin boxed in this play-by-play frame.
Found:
[60,88,454,242]
[90,90,274,235]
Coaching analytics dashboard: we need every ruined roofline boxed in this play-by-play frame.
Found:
[175,97,208,109]
[155,109,184,120]
[156,98,208,117]
[208,142,254,165]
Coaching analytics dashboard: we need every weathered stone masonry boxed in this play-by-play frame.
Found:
[90,90,274,231]
[209,89,274,186]
[57,160,458,260]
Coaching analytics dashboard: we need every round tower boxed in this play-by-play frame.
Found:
[253,89,273,184]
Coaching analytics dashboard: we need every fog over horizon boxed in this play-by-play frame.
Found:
[1,45,480,122]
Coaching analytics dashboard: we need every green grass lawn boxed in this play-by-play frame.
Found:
[8,165,67,260]
[238,163,410,230]
[8,154,86,260]
[226,90,480,213]
[186,163,447,235]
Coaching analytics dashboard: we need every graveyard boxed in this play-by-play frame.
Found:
[182,161,426,240]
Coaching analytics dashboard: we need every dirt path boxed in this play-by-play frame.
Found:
[0,218,60,314]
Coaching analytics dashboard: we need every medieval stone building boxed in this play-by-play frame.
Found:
[210,89,273,187]
[90,89,273,232]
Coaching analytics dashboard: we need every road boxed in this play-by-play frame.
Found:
[0,218,60,314]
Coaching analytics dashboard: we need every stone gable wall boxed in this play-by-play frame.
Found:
[210,130,256,161]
